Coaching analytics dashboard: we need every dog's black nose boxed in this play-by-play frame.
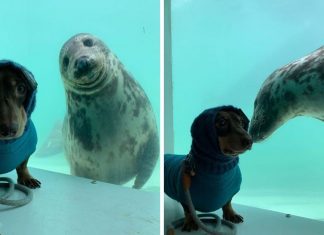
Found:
[241,137,252,150]
[74,56,93,78]
[0,123,18,137]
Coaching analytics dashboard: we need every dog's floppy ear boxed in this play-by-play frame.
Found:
[0,60,37,117]
[237,109,249,131]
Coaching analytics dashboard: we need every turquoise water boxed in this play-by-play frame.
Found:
[171,0,324,220]
[0,0,160,191]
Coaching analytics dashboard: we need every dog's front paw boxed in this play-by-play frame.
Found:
[223,211,244,223]
[18,175,41,189]
[182,215,199,232]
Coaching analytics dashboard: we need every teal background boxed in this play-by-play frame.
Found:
[0,0,160,191]
[171,0,324,219]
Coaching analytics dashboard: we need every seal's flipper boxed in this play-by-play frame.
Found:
[133,131,159,189]
[36,121,64,157]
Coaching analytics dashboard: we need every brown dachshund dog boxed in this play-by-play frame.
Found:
[164,106,252,232]
[0,61,40,188]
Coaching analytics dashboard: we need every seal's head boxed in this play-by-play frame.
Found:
[0,60,37,140]
[59,33,111,93]
[249,79,297,143]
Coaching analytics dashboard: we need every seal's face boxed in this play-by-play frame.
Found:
[59,33,110,91]
[249,85,290,143]
[0,69,28,139]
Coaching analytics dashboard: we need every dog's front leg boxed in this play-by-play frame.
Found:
[222,199,243,223]
[181,166,199,232]
[16,158,41,188]
[181,203,199,231]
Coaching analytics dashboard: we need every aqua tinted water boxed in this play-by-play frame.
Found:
[0,0,160,191]
[171,0,324,220]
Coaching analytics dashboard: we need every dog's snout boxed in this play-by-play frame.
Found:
[0,123,18,137]
[241,137,252,150]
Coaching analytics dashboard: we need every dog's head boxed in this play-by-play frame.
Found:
[215,106,252,156]
[190,106,252,159]
[0,60,37,140]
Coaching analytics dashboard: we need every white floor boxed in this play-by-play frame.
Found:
[28,153,160,192]
[0,168,159,235]
[236,188,324,221]
[164,195,324,235]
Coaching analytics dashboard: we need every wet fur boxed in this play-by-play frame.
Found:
[250,46,324,142]
[181,108,251,231]
[0,68,40,188]
[60,34,159,188]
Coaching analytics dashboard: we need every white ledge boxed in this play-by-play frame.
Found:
[0,168,159,235]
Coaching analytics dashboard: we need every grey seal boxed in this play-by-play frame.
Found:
[249,46,324,142]
[59,33,159,189]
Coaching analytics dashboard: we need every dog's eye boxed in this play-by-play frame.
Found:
[17,84,26,95]
[219,118,227,126]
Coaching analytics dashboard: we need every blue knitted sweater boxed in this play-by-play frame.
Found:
[0,60,38,174]
[164,106,242,212]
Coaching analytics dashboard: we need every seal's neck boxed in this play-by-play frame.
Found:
[63,66,113,96]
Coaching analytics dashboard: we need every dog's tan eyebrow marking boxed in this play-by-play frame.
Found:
[229,113,242,124]
[216,113,229,124]
[235,116,241,122]
[218,111,229,118]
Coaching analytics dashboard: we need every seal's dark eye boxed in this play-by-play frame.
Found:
[63,56,69,71]
[17,84,26,95]
[83,39,93,47]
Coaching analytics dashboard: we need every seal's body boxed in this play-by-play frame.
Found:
[250,47,324,142]
[59,33,159,189]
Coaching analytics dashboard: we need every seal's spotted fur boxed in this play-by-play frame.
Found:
[59,33,159,188]
[250,46,324,142]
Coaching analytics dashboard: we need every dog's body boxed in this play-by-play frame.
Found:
[164,106,252,231]
[165,153,242,211]
[0,60,40,188]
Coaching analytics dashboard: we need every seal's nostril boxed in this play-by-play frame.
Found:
[75,56,90,72]
[74,56,95,79]
[77,58,88,68]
